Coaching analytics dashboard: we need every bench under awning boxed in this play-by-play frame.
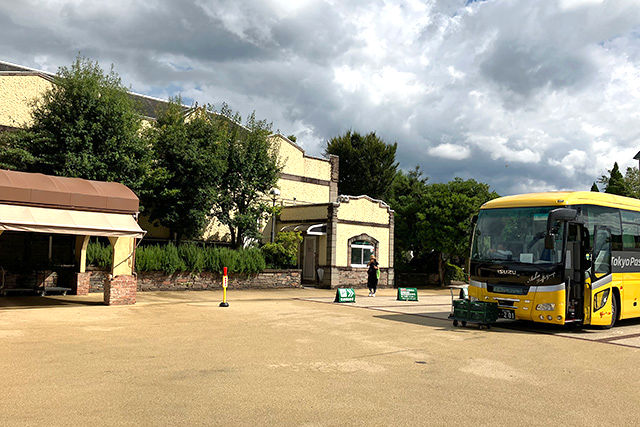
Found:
[0,203,145,238]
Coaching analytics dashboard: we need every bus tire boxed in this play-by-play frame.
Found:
[604,292,618,329]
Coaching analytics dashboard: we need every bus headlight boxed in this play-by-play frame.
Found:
[594,289,610,311]
[536,303,555,311]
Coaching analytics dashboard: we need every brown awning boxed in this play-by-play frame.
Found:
[0,170,139,214]
[0,203,145,238]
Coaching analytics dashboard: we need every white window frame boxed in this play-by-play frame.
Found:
[350,242,375,267]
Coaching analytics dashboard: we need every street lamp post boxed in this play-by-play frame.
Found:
[269,188,280,243]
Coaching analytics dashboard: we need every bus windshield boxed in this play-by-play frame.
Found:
[471,207,564,264]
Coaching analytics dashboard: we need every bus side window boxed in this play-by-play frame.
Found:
[621,210,640,250]
[584,205,622,252]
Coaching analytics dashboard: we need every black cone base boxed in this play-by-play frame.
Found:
[219,302,229,307]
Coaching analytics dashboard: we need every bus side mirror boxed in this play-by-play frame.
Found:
[546,208,577,231]
[544,233,556,250]
[544,208,577,250]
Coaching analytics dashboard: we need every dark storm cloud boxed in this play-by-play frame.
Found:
[480,40,596,98]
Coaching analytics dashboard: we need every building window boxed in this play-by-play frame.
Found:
[350,240,375,267]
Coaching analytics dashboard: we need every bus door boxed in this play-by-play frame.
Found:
[587,226,615,327]
[565,223,587,322]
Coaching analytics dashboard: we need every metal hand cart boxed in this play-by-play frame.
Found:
[449,289,498,329]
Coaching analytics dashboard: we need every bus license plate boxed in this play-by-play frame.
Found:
[499,309,515,320]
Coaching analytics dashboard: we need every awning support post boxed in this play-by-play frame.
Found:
[72,235,92,296]
[108,236,135,277]
[104,236,137,305]
[75,235,90,273]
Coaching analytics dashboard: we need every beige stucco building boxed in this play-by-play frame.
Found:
[0,60,394,288]
[259,134,395,288]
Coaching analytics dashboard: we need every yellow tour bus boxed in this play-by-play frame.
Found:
[469,191,640,328]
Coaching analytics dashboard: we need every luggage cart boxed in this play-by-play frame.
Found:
[451,298,498,329]
[447,284,468,318]
[34,270,70,296]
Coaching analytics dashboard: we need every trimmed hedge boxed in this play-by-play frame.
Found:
[86,241,112,270]
[86,242,266,274]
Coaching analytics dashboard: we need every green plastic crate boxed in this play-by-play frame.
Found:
[453,299,469,310]
[470,301,486,311]
[452,300,498,324]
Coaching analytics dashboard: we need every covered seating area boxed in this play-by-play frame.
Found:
[0,170,145,305]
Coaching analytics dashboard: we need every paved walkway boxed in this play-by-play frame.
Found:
[1,287,639,425]
[302,289,640,349]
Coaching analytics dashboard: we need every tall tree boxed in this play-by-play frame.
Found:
[0,56,151,193]
[418,178,499,285]
[622,166,640,198]
[590,182,599,192]
[387,167,428,266]
[211,105,281,248]
[324,130,398,200]
[599,162,630,196]
[142,101,226,240]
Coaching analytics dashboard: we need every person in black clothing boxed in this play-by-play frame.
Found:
[367,254,379,297]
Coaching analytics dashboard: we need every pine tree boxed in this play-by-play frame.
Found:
[605,162,629,196]
[590,182,599,192]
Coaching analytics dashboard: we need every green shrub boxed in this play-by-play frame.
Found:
[178,243,205,273]
[444,262,466,284]
[135,245,162,272]
[262,231,302,268]
[136,243,184,274]
[203,247,222,273]
[86,241,111,269]
[134,243,265,274]
[202,246,266,274]
[233,247,266,273]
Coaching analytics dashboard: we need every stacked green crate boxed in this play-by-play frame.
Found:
[453,299,498,324]
[469,301,498,323]
[453,299,469,320]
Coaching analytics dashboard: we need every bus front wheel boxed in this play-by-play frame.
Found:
[604,293,618,329]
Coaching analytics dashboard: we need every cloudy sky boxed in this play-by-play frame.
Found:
[2,0,640,195]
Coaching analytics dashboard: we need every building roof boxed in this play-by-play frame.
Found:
[0,60,174,119]
[0,169,139,214]
[482,191,640,211]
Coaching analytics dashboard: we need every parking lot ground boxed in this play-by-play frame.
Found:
[302,288,640,348]
[1,287,639,426]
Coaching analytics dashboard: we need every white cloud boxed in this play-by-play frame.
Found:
[3,0,640,195]
[548,149,588,176]
[559,0,604,11]
[428,143,470,160]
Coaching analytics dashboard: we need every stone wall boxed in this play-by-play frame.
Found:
[87,268,109,293]
[333,267,393,288]
[85,268,301,292]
